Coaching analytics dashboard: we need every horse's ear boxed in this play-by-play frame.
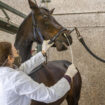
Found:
[49,8,55,14]
[28,0,38,9]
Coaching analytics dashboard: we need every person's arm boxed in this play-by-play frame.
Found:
[14,71,70,103]
[19,52,46,74]
[18,40,53,74]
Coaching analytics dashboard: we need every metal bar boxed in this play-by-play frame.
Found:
[1,9,10,21]
[41,0,51,3]
[66,26,105,29]
[0,17,19,34]
[0,1,26,18]
[53,11,105,16]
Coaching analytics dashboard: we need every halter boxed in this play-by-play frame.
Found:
[32,11,66,44]
[32,11,44,43]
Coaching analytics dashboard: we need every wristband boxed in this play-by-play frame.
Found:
[64,75,71,85]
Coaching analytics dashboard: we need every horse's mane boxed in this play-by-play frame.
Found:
[16,13,31,37]
[41,7,49,12]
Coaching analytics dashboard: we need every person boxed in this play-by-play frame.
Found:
[0,40,78,105]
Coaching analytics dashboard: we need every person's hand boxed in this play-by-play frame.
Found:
[42,40,54,53]
[65,64,78,79]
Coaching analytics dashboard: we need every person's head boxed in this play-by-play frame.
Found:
[0,42,19,67]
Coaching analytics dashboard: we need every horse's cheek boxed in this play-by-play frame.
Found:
[55,41,66,51]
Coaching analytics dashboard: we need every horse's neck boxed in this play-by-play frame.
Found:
[20,40,33,63]
[16,13,33,62]
[20,13,33,39]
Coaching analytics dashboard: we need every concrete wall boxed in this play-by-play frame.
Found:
[0,0,105,105]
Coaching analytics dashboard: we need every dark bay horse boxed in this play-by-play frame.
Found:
[14,0,82,105]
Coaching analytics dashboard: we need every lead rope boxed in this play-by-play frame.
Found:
[64,33,74,64]
[1,58,8,66]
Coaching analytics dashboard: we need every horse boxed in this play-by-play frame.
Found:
[14,0,82,105]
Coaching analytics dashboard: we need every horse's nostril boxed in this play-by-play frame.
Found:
[69,36,72,40]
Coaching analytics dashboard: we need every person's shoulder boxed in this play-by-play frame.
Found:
[0,67,14,74]
[13,69,32,85]
[0,66,31,82]
[0,67,23,87]
[0,67,19,74]
[0,67,26,79]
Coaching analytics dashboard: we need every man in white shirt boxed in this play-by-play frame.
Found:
[0,40,78,105]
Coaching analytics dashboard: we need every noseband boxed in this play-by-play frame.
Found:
[32,12,66,44]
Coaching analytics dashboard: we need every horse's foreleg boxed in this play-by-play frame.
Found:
[66,93,80,105]
[66,94,74,105]
[66,94,79,105]
[66,71,82,105]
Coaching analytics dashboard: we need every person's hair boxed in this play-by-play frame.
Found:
[0,42,12,66]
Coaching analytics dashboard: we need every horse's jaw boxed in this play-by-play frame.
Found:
[54,41,68,51]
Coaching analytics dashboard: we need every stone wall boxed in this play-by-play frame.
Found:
[0,0,105,105]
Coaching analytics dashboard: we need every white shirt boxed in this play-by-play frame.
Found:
[0,52,70,105]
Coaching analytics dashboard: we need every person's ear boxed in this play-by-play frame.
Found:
[8,55,11,61]
[8,55,14,62]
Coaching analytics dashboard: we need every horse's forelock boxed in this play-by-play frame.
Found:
[40,7,50,14]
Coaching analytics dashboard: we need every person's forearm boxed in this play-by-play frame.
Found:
[44,77,71,103]
[26,78,71,103]
[14,71,71,104]
[19,52,46,74]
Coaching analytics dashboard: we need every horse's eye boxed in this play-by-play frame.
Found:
[43,15,48,19]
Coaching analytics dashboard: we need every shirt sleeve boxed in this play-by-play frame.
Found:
[14,71,70,103]
[18,52,46,74]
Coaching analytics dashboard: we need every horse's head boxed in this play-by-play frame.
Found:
[28,0,72,51]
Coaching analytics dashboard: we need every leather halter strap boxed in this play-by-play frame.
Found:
[48,28,66,44]
[32,12,44,43]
